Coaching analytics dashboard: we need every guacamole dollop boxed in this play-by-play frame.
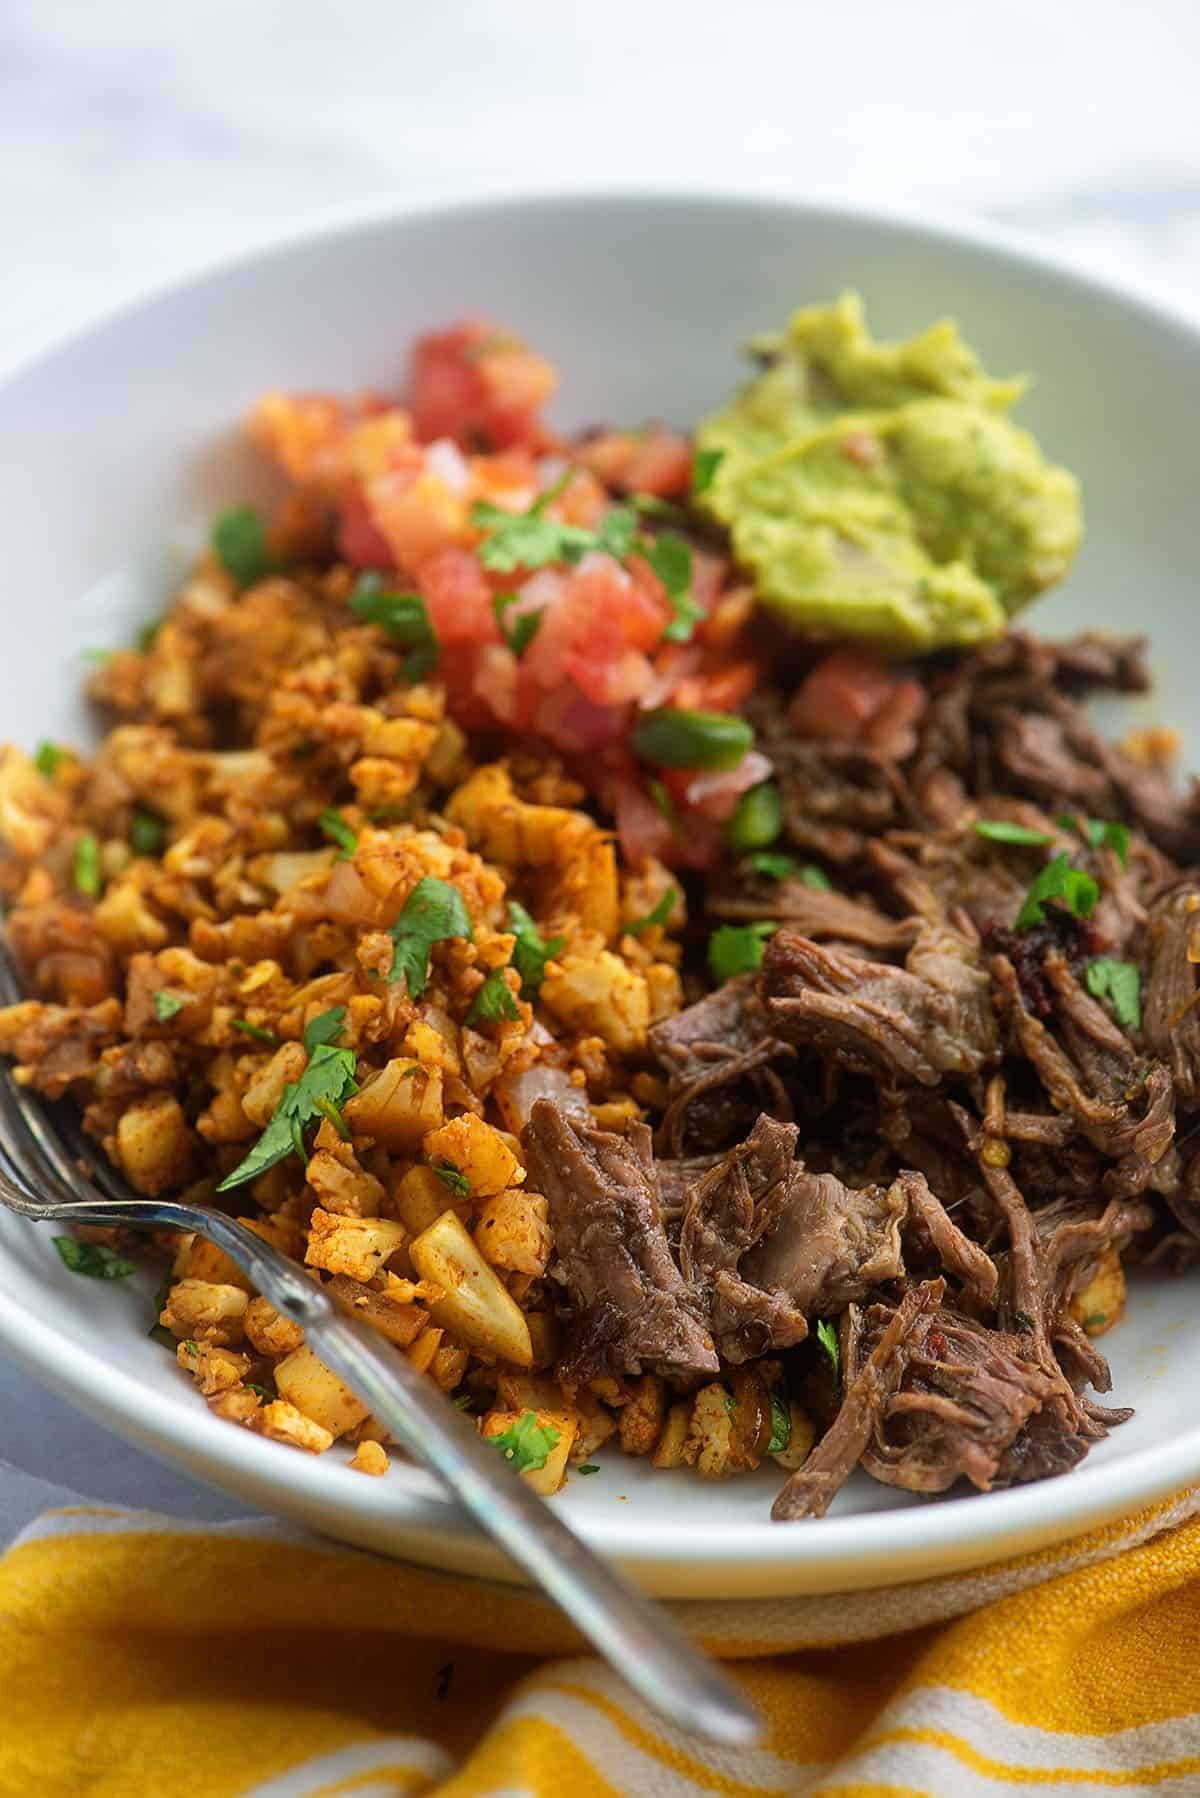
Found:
[696,292,1082,654]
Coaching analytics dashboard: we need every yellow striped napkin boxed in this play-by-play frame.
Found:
[2,1489,1199,1796]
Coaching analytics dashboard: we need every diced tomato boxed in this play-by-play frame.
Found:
[416,546,499,648]
[471,643,520,723]
[248,391,347,484]
[408,320,556,451]
[575,428,693,497]
[614,777,679,866]
[366,468,470,571]
[789,647,912,742]
[533,685,627,752]
[408,325,488,445]
[864,677,926,760]
[335,489,394,569]
[670,660,759,714]
[523,559,665,704]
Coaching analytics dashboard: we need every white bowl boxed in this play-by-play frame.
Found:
[2,192,1199,1599]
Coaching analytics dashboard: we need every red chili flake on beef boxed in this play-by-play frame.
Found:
[926,1329,948,1358]
[982,909,1101,1016]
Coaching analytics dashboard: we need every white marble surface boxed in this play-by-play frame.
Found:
[0,0,1198,1530]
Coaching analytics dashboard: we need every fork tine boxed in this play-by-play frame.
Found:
[0,931,132,1205]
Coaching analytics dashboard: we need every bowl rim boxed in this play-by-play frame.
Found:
[2,184,1199,1588]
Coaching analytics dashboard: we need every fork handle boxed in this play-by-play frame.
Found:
[40,1197,759,1746]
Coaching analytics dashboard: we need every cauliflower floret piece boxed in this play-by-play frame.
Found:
[422,1113,522,1198]
[161,1279,249,1347]
[540,950,650,1054]
[303,1209,407,1283]
[473,1189,551,1276]
[260,1398,334,1455]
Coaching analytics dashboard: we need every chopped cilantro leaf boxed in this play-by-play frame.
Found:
[72,833,101,897]
[800,865,833,892]
[466,969,521,1026]
[471,478,597,573]
[303,1006,346,1054]
[508,901,564,997]
[52,1237,135,1280]
[577,1463,601,1475]
[972,819,1055,846]
[816,1318,840,1383]
[493,591,543,657]
[130,806,166,858]
[1086,1312,1107,1329]
[631,492,686,522]
[746,851,796,882]
[1015,853,1099,931]
[1085,957,1142,1031]
[643,533,701,643]
[595,505,639,561]
[626,888,678,936]
[1057,814,1131,869]
[1086,817,1131,868]
[313,1095,350,1141]
[216,1041,357,1191]
[489,1409,561,1473]
[243,1381,274,1402]
[767,1393,792,1454]
[452,1392,476,1412]
[708,921,777,983]
[692,447,724,496]
[232,1019,278,1046]
[34,741,63,777]
[387,877,474,996]
[135,618,163,653]
[348,574,439,680]
[153,991,184,1022]
[319,808,358,858]
[212,506,275,587]
[431,1162,470,1198]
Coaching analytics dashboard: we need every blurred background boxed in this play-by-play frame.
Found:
[0,0,1196,1524]
[4,0,1200,378]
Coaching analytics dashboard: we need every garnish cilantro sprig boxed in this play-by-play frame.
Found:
[53,1238,136,1281]
[349,574,439,681]
[507,901,564,997]
[489,1410,561,1474]
[1085,958,1142,1031]
[386,878,474,997]
[1015,854,1099,931]
[217,1016,356,1192]
[472,475,705,645]
[708,921,777,983]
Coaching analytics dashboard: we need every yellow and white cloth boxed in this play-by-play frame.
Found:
[3,1489,1200,1797]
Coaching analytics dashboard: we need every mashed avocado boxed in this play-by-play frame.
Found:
[697,292,1082,654]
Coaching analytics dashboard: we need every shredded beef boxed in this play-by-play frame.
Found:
[706,876,919,955]
[762,927,995,1085]
[522,1100,718,1382]
[650,975,792,1154]
[527,628,1198,1522]
[771,1282,944,1520]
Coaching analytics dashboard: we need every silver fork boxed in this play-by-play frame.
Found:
[0,989,759,1746]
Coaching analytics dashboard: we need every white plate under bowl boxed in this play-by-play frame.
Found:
[1,191,1199,1600]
